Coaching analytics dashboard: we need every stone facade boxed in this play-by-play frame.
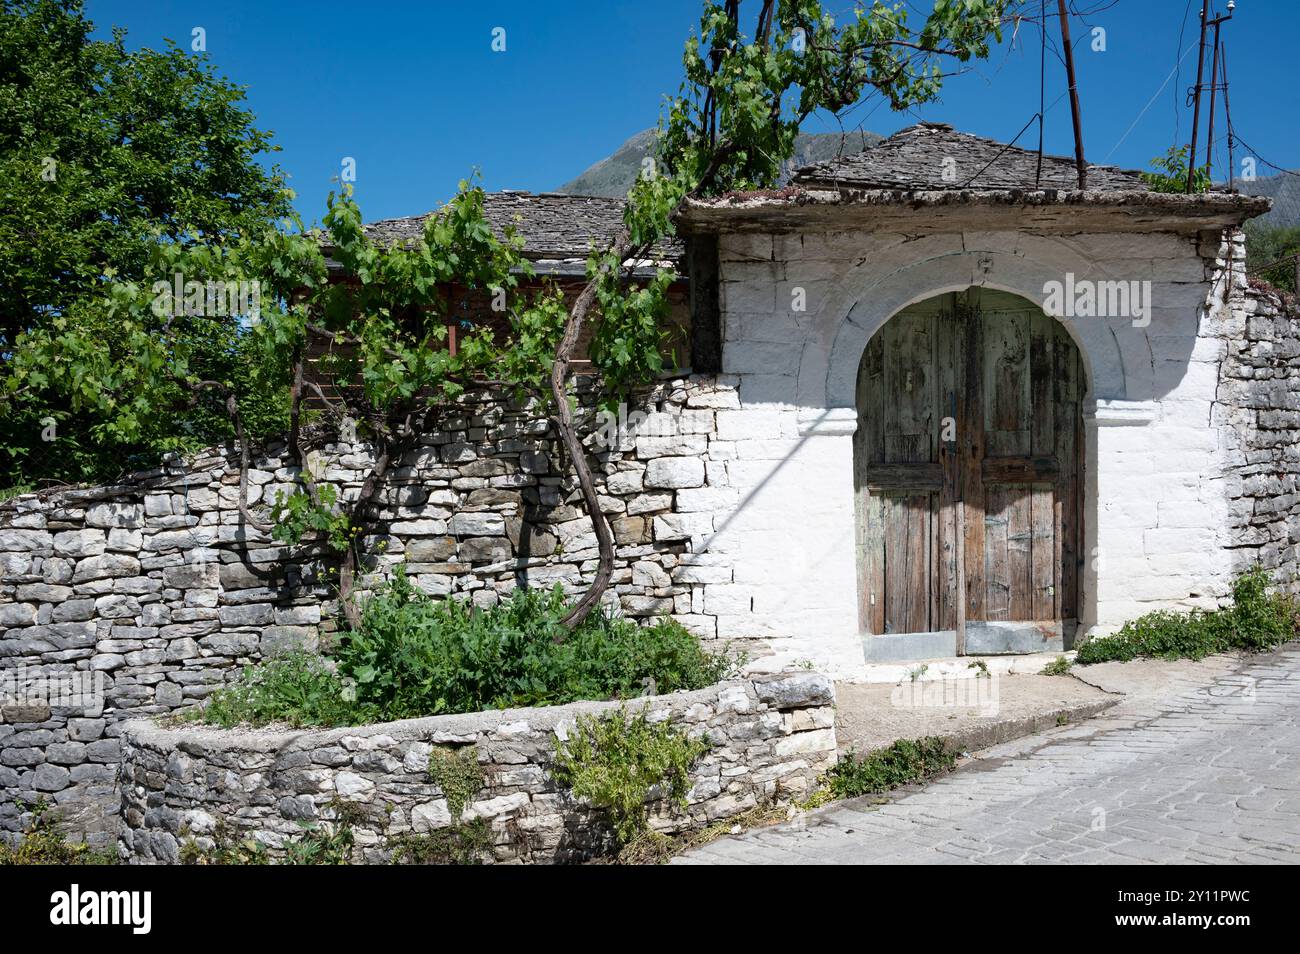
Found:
[4,212,1298,852]
[117,672,836,864]
[0,376,804,844]
[698,222,1275,667]
[1215,282,1300,586]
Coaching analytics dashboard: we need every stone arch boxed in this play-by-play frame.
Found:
[802,244,1131,412]
[849,284,1095,655]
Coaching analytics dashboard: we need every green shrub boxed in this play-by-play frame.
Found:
[551,707,711,844]
[1076,568,1298,664]
[180,820,270,865]
[1226,567,1298,650]
[1141,145,1210,194]
[427,747,484,821]
[281,819,355,865]
[336,570,740,719]
[0,799,116,866]
[1041,655,1072,676]
[821,737,957,801]
[195,651,353,728]
[181,803,360,865]
[198,571,741,727]
[1079,609,1219,663]
[1245,222,1300,294]
[387,819,492,865]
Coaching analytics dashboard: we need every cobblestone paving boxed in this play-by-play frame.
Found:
[674,646,1300,864]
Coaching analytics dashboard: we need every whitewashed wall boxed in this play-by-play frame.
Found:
[701,224,1245,675]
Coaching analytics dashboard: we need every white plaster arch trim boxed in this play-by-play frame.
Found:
[805,245,1133,411]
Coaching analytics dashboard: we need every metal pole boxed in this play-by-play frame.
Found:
[1204,4,1237,188]
[1187,1,1210,193]
[1222,45,1234,192]
[1206,31,1221,178]
[1057,0,1087,190]
[1035,0,1046,187]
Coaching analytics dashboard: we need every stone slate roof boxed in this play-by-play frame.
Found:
[355,191,682,273]
[793,122,1149,192]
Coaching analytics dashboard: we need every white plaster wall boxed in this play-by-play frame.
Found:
[694,405,863,676]
[696,225,1238,675]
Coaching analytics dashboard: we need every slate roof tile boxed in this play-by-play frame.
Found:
[793,121,1149,192]
[356,191,683,264]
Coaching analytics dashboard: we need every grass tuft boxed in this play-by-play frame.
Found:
[1077,568,1298,664]
[818,737,958,802]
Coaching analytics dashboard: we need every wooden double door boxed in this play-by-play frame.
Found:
[854,289,1083,654]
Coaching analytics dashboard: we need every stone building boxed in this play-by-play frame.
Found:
[0,122,1290,844]
[674,122,1276,667]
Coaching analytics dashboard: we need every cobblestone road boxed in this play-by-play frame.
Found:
[674,646,1300,864]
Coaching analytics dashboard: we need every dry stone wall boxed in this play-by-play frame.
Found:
[117,672,836,864]
[0,375,762,846]
[1216,282,1300,586]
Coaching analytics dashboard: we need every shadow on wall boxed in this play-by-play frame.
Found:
[811,235,1228,411]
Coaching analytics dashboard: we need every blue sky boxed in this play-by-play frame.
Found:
[88,1,1298,224]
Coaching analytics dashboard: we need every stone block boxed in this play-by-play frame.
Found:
[31,763,70,791]
[753,673,835,710]
[260,626,318,656]
[501,519,554,557]
[653,512,714,542]
[449,512,506,536]
[85,502,145,529]
[218,604,273,627]
[52,529,106,558]
[163,562,220,589]
[459,536,512,564]
[0,602,38,627]
[71,554,141,583]
[644,457,705,489]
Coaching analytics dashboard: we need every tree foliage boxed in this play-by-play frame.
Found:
[8,177,581,625]
[1140,145,1211,194]
[5,0,1016,631]
[0,0,291,485]
[653,0,1008,198]
[562,0,1012,625]
[1244,222,1300,294]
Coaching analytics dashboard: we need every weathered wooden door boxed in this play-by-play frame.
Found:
[855,289,1082,655]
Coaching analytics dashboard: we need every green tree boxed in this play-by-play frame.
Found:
[6,0,1016,633]
[0,0,292,486]
[1244,222,1300,294]
[557,0,1013,625]
[7,179,575,630]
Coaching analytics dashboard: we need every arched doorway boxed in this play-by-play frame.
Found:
[853,288,1084,658]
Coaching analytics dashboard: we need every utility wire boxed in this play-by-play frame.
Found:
[963,112,1043,187]
[1104,40,1200,163]
[1228,125,1300,178]
[1173,0,1196,141]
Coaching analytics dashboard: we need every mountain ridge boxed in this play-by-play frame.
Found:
[555,128,1298,232]
[555,127,883,197]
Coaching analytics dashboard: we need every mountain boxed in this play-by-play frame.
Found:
[555,128,883,197]
[1235,169,1300,229]
[557,129,1300,231]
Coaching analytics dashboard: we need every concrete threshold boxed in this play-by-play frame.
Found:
[834,659,1118,757]
[851,650,1077,685]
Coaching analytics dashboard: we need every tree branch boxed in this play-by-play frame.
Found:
[187,378,272,534]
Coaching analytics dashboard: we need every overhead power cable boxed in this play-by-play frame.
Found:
[1104,41,1199,163]
[1228,125,1300,179]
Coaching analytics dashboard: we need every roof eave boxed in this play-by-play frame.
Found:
[677,187,1273,235]
[320,254,681,282]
